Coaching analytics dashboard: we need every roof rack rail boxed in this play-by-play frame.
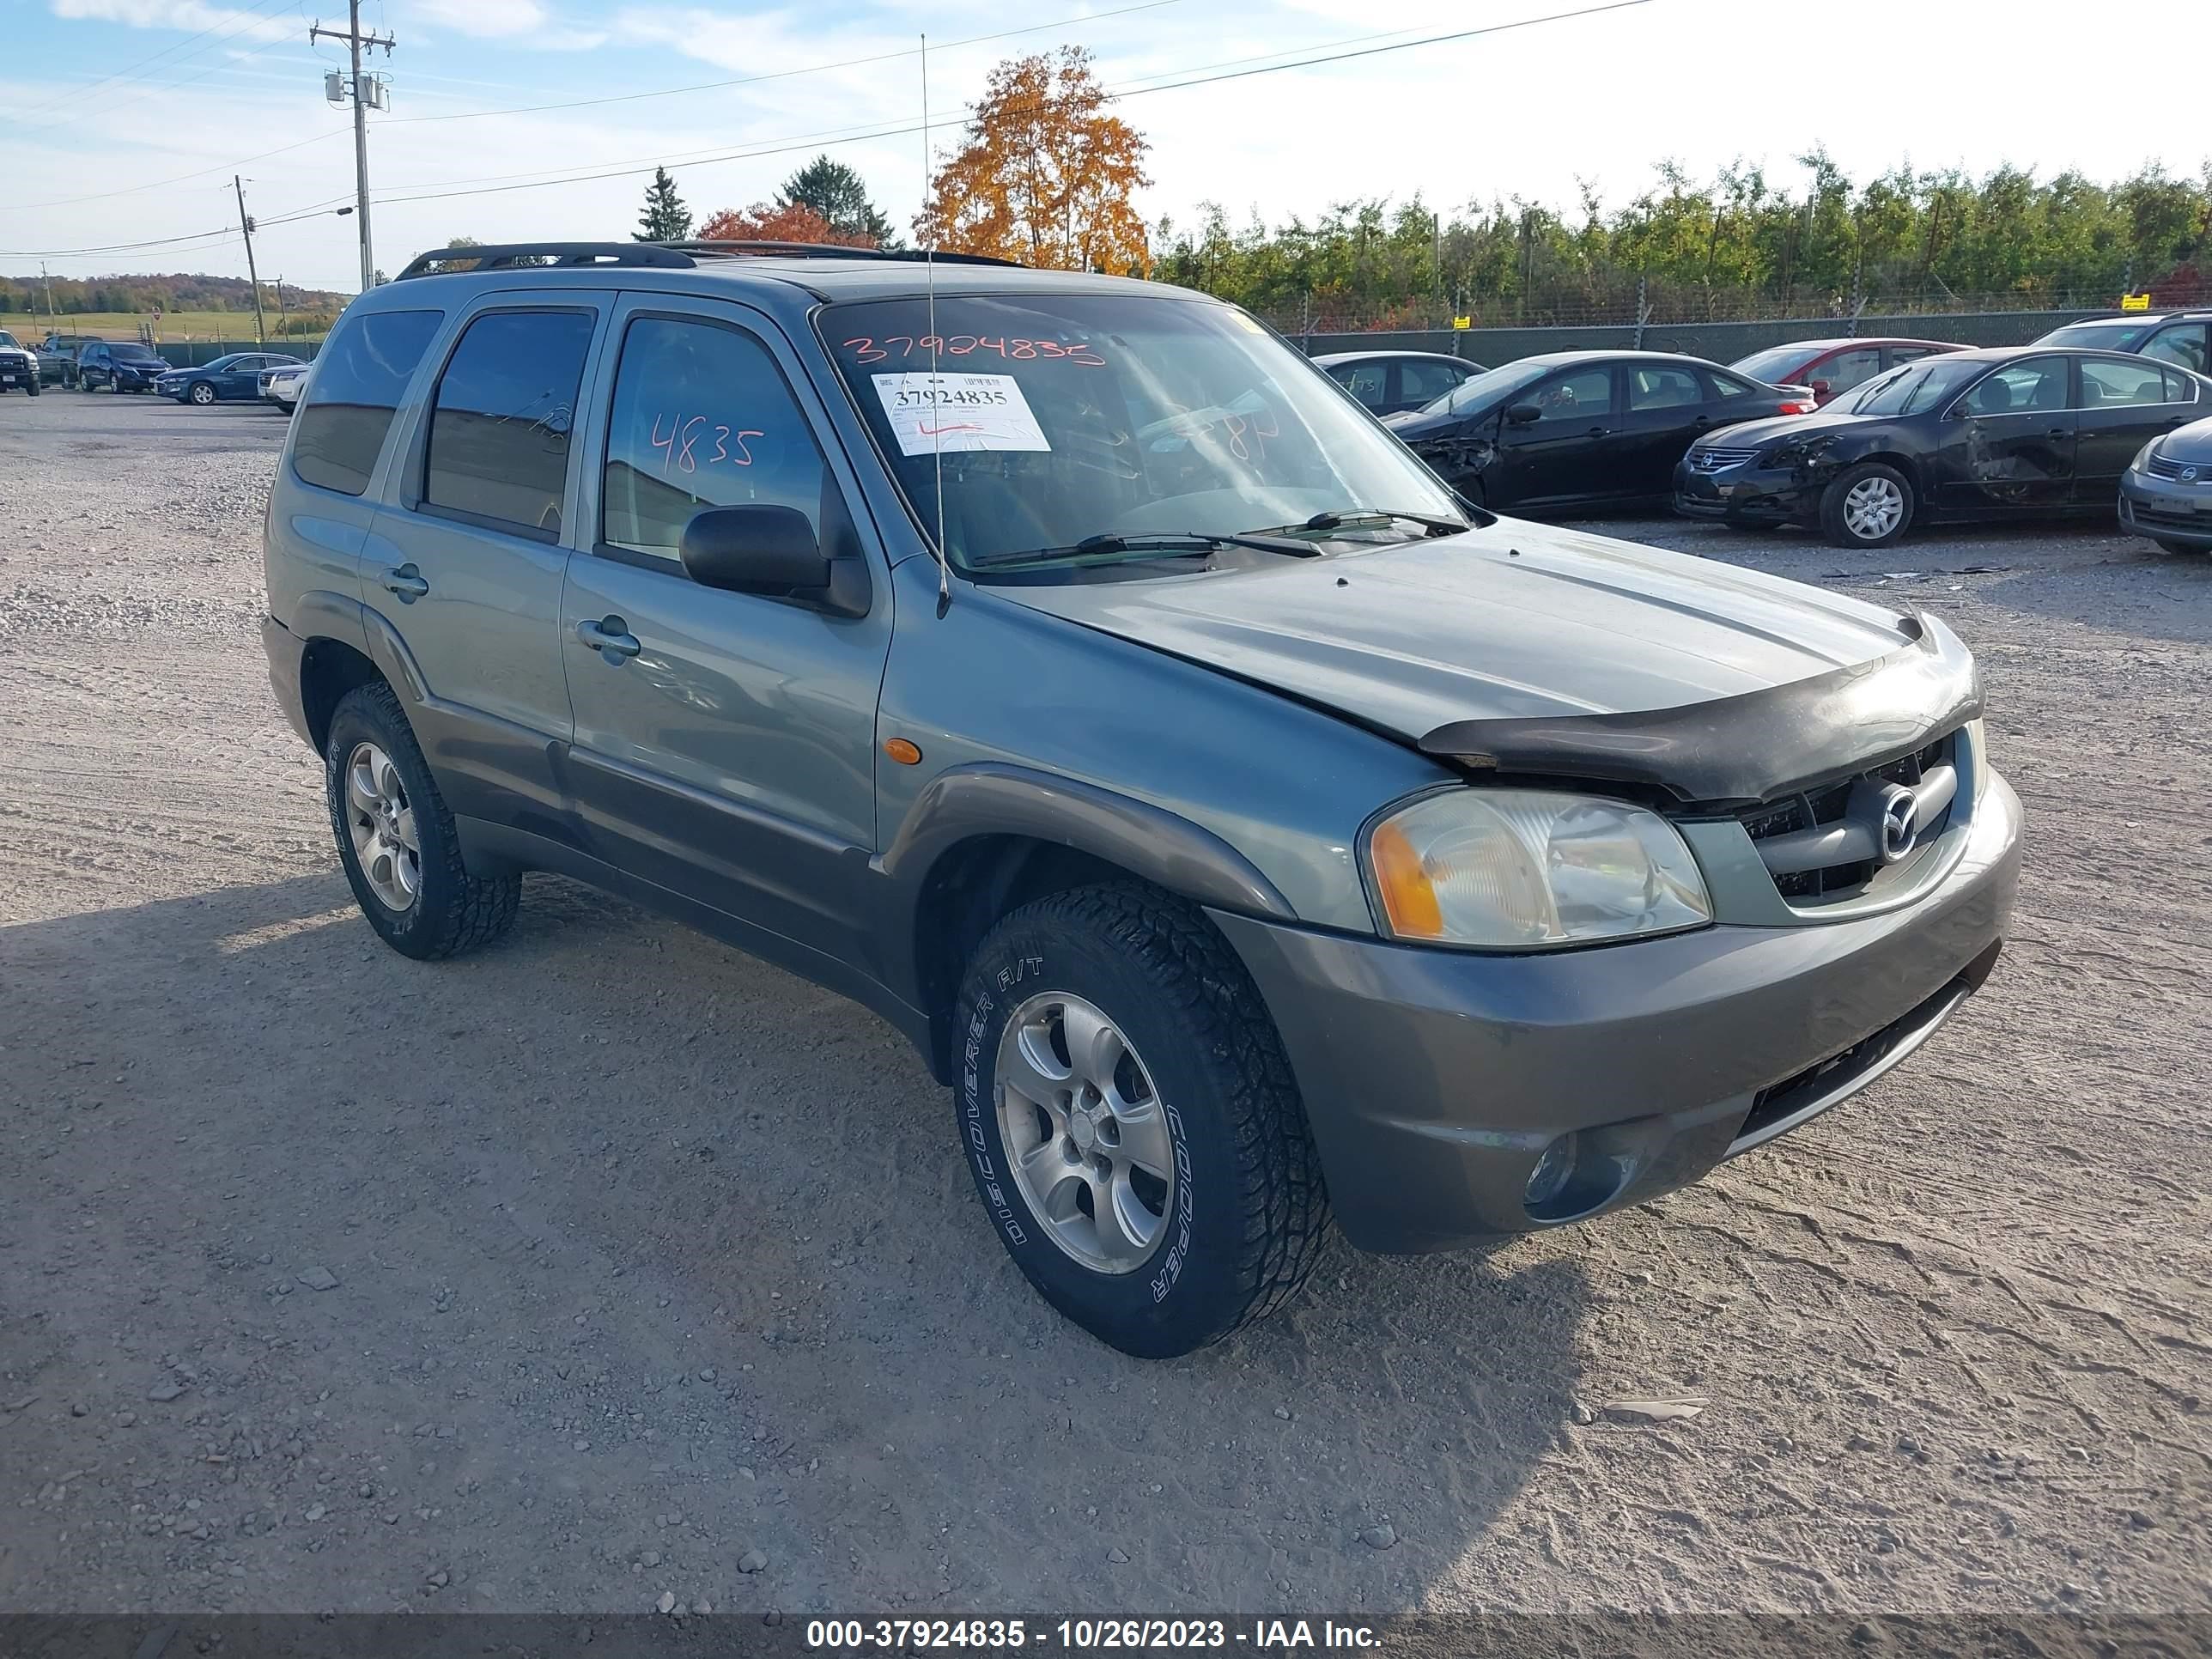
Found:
[668,240,1024,270]
[393,243,700,280]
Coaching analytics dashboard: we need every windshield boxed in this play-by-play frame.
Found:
[823,294,1463,568]
[1730,344,1824,385]
[1422,359,1549,416]
[112,343,161,362]
[1850,358,1984,416]
[0,331,19,349]
[2039,320,2146,350]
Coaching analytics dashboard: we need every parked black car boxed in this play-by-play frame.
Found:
[2033,310,2209,377]
[76,340,170,393]
[2119,410,2212,554]
[155,351,305,405]
[1674,347,2209,548]
[1383,350,1812,513]
[1314,349,1485,416]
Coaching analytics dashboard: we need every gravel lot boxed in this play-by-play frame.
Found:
[2,389,2208,1619]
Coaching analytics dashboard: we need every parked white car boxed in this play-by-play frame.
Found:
[259,362,309,412]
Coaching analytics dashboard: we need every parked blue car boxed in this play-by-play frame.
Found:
[158,351,304,405]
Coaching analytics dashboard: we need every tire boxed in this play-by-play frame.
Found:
[107,376,120,394]
[26,381,39,398]
[188,381,216,405]
[952,884,1329,1358]
[324,681,520,962]
[1820,461,1914,549]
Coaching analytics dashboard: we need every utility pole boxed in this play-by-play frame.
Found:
[40,263,57,326]
[234,175,267,344]
[310,2,395,296]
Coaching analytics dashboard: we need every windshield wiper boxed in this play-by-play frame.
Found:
[970,531,1322,570]
[1249,508,1471,539]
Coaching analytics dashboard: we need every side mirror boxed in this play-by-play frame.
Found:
[1808,380,1832,396]
[678,503,869,617]
[1504,403,1541,426]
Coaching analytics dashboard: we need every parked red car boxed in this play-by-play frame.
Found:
[1728,337,1963,406]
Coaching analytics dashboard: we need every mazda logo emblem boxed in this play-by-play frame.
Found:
[1878,784,1920,864]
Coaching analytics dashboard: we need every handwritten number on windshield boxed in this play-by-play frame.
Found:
[843,336,1106,368]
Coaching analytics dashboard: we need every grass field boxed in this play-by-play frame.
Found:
[0,309,335,343]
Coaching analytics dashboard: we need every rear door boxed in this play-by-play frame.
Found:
[358,291,608,830]
[559,295,894,968]
[1395,356,1468,416]
[1936,355,2075,512]
[2139,322,2210,379]
[1492,362,1621,506]
[2075,354,2197,501]
[1615,362,1712,495]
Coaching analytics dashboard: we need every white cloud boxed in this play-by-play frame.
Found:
[52,0,295,42]
[410,0,550,35]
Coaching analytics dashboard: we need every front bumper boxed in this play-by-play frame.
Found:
[1673,458,1818,525]
[262,614,313,749]
[1212,769,2021,1253]
[0,356,34,387]
[2120,471,2212,549]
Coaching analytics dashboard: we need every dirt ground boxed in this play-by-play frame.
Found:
[2,389,2207,1619]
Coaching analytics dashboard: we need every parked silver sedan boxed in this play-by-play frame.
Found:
[259,362,309,413]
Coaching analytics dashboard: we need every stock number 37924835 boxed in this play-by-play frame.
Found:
[805,1620,1235,1650]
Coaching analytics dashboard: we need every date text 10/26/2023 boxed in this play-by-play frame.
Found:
[804,1620,1382,1651]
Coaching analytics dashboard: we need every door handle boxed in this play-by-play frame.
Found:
[1587,426,1609,438]
[2045,428,2069,442]
[576,616,641,662]
[380,563,429,602]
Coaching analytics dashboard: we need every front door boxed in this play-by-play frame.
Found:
[1492,362,1621,507]
[559,297,894,971]
[1935,355,2076,513]
[1616,362,1713,496]
[358,293,608,832]
[2074,356,2197,501]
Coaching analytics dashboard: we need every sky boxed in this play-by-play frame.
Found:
[2,0,2208,297]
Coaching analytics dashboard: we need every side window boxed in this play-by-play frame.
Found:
[423,309,596,538]
[2161,366,2202,404]
[1627,364,1703,410]
[2142,325,2209,376]
[1957,356,2068,416]
[1529,366,1614,424]
[1705,369,1758,400]
[1399,358,1466,405]
[1813,346,1883,394]
[1887,345,1939,366]
[2079,356,2168,408]
[601,315,834,560]
[293,308,444,497]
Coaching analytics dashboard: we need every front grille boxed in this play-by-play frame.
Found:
[1731,732,1956,902]
[2133,501,2207,531]
[1688,447,1758,473]
[2145,453,2204,483]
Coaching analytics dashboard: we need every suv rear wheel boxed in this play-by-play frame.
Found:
[324,683,520,960]
[952,884,1328,1357]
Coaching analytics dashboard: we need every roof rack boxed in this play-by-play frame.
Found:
[394,243,699,280]
[393,239,1026,282]
[668,240,1024,269]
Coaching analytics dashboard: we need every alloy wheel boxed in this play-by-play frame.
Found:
[994,991,1176,1274]
[1843,475,1905,541]
[343,741,422,912]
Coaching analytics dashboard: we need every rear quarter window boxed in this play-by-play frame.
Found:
[292,309,445,497]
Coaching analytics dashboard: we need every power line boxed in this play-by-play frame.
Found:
[6,131,353,214]
[358,0,1656,213]
[380,0,1182,127]
[9,0,297,119]
[12,0,301,128]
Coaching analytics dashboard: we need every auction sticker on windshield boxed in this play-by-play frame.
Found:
[872,373,1051,456]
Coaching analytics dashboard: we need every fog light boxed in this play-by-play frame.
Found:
[1524,1132,1581,1209]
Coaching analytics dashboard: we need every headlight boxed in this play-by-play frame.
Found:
[2129,439,2159,473]
[1366,788,1712,948]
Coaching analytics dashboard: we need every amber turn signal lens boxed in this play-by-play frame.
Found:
[1368,819,1443,939]
[883,738,923,766]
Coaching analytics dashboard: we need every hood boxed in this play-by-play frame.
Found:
[1381,407,1468,441]
[2161,414,2212,465]
[997,518,1927,750]
[1696,405,1862,451]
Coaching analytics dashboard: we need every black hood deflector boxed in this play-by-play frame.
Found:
[1418,612,1981,809]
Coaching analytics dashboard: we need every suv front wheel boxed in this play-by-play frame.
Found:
[324,683,521,960]
[952,884,1329,1357]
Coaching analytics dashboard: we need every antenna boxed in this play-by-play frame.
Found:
[921,32,950,616]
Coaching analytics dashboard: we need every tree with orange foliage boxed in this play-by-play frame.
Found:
[915,47,1149,273]
[696,201,877,247]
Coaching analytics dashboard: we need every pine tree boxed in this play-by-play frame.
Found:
[776,155,896,248]
[635,167,692,243]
